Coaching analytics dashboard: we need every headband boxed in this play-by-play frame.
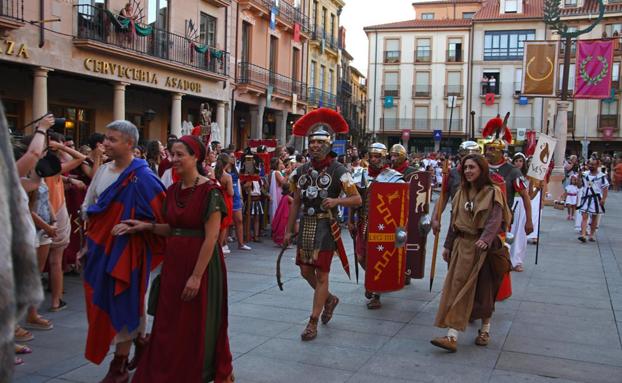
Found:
[179,135,205,163]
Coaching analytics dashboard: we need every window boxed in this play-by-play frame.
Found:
[241,21,251,63]
[462,12,475,19]
[605,23,622,37]
[514,68,523,94]
[445,106,461,130]
[482,71,500,94]
[200,13,217,47]
[416,38,431,62]
[329,69,334,93]
[320,65,325,90]
[383,71,399,97]
[384,39,401,63]
[421,13,434,20]
[383,105,398,130]
[148,0,168,29]
[447,38,462,62]
[330,14,335,42]
[613,62,620,89]
[558,64,575,91]
[414,71,430,97]
[322,7,327,30]
[447,71,461,96]
[292,47,300,81]
[310,60,316,88]
[49,105,94,146]
[504,0,518,13]
[312,1,318,25]
[269,36,278,73]
[601,100,617,116]
[414,106,429,130]
[564,0,577,7]
[484,30,535,60]
[3,100,23,136]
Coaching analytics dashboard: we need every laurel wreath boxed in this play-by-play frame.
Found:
[579,55,609,86]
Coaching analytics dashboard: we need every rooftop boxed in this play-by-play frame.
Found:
[473,0,544,21]
[560,0,622,16]
[364,18,472,31]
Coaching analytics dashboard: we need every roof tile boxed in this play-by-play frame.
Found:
[364,18,472,30]
[473,0,544,20]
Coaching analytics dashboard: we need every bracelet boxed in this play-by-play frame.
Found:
[34,129,47,136]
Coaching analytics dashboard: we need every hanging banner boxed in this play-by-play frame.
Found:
[270,7,277,30]
[521,41,558,97]
[293,23,301,43]
[527,133,557,181]
[485,93,495,105]
[574,39,614,99]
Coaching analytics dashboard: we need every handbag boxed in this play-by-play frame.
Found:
[147,274,161,316]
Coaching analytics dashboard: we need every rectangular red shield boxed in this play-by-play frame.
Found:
[365,182,410,293]
[406,171,431,279]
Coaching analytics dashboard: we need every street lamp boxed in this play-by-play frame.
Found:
[543,0,604,199]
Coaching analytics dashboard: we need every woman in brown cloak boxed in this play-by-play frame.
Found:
[431,154,512,352]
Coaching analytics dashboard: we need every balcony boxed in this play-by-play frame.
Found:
[74,5,229,79]
[311,26,338,52]
[307,87,336,109]
[340,80,352,96]
[237,62,306,100]
[445,85,463,97]
[384,50,401,64]
[480,81,500,96]
[415,48,431,63]
[239,0,312,34]
[203,0,231,7]
[0,0,24,29]
[446,49,463,63]
[381,85,400,98]
[477,116,535,132]
[412,84,431,98]
[598,115,619,138]
[380,118,464,132]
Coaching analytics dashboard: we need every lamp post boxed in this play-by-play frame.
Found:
[543,0,604,200]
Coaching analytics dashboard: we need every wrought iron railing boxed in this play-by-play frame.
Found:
[340,80,352,96]
[415,48,431,62]
[237,62,307,100]
[412,84,431,98]
[250,0,312,33]
[446,49,463,62]
[380,118,465,132]
[75,5,229,76]
[384,50,401,64]
[311,26,338,51]
[445,85,463,97]
[381,85,400,98]
[480,81,500,95]
[0,0,23,21]
[307,87,336,109]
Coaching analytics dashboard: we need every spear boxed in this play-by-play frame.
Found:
[429,158,450,292]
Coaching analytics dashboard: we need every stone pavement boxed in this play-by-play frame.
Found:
[13,192,622,383]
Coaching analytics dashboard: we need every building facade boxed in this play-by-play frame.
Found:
[365,1,477,152]
[556,0,622,155]
[1,0,232,145]
[306,0,344,110]
[349,65,368,147]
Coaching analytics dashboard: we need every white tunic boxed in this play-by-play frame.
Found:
[578,171,609,215]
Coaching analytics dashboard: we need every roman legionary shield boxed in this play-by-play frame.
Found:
[406,171,431,279]
[365,182,410,293]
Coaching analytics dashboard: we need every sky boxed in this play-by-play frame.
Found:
[341,0,417,78]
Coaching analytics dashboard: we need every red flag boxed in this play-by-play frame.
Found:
[293,23,301,43]
[485,93,495,106]
[574,39,614,99]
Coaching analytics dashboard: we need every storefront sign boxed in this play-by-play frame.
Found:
[83,58,202,93]
[0,39,30,59]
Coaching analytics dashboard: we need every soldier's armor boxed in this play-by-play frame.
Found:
[296,161,346,217]
[489,161,523,208]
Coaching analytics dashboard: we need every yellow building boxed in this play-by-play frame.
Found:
[350,65,367,145]
[306,0,344,109]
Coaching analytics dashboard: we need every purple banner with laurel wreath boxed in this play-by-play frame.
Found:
[574,39,614,99]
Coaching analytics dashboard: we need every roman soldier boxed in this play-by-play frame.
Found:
[482,114,534,236]
[390,144,417,181]
[349,143,404,309]
[283,108,362,341]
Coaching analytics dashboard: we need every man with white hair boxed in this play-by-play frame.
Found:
[81,120,166,383]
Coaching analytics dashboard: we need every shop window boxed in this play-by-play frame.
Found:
[3,100,24,136]
[49,105,94,147]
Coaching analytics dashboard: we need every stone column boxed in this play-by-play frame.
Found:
[32,67,52,121]
[216,101,226,143]
[112,82,129,121]
[249,101,266,139]
[547,100,570,203]
[171,93,183,137]
[275,110,288,146]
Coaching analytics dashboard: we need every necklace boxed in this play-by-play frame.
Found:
[175,176,200,208]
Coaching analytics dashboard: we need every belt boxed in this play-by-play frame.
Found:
[567,193,577,196]
[456,231,480,240]
[303,213,331,219]
[170,228,204,237]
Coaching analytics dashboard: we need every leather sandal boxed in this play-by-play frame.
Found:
[475,330,490,346]
[366,294,381,310]
[364,291,373,299]
[321,295,339,324]
[301,316,318,341]
[127,334,150,371]
[431,336,457,352]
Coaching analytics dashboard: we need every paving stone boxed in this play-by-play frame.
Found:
[489,369,583,383]
[233,354,353,383]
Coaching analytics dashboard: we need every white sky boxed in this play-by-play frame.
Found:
[341,0,417,78]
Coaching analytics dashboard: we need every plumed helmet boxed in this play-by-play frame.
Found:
[307,127,333,144]
[458,140,481,156]
[390,143,407,159]
[368,142,388,156]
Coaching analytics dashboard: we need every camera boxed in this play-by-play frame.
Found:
[53,118,67,130]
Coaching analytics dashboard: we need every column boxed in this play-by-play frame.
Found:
[216,101,226,143]
[275,110,288,146]
[112,82,129,121]
[171,93,183,137]
[249,100,266,139]
[32,67,52,121]
[548,100,570,203]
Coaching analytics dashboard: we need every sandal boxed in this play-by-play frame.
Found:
[300,316,318,341]
[588,237,596,242]
[14,326,34,342]
[14,357,24,366]
[475,330,490,346]
[364,291,373,300]
[512,265,524,272]
[578,236,587,243]
[49,299,67,313]
[321,295,339,325]
[24,316,53,331]
[366,295,381,310]
[15,344,32,355]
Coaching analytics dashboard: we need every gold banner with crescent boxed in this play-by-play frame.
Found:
[521,41,558,97]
